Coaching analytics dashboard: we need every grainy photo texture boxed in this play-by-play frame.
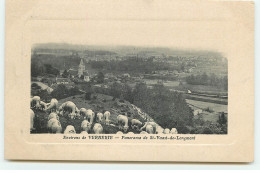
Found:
[5,0,254,162]
[30,45,228,135]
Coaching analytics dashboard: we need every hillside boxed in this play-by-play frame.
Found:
[32,93,158,134]
[32,43,225,58]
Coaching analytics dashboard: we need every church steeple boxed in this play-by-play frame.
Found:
[79,59,84,68]
[78,58,85,77]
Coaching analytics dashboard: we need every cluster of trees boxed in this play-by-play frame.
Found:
[31,53,81,72]
[92,72,105,84]
[93,82,194,133]
[186,73,228,90]
[31,61,60,77]
[51,85,83,100]
[191,112,227,134]
[62,70,70,78]
[31,62,59,77]
[131,83,194,133]
[92,81,227,134]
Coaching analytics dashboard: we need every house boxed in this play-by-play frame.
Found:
[122,73,130,78]
[56,77,70,85]
[59,70,64,76]
[82,71,90,82]
[36,76,43,82]
[105,73,115,79]
[68,69,78,78]
[104,77,109,83]
[93,84,102,88]
[132,76,142,82]
[31,81,54,94]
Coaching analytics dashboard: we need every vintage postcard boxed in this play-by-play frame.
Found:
[4,0,254,162]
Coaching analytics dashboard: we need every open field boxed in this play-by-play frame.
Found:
[144,79,180,87]
[195,111,220,123]
[192,65,228,77]
[186,99,227,123]
[173,83,227,94]
[185,94,228,105]
[186,99,227,113]
[161,80,180,87]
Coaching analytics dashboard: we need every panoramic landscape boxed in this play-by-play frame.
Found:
[30,43,228,134]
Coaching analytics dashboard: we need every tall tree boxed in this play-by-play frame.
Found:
[96,72,105,83]
[62,70,69,78]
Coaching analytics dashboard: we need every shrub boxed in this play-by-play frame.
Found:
[204,107,214,113]
[51,84,69,100]
[218,112,227,125]
[69,87,82,96]
[202,127,213,134]
[85,93,92,100]
[221,124,228,134]
[31,83,41,89]
[176,125,191,134]
[193,114,205,126]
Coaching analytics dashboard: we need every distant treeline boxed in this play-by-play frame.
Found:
[31,62,59,77]
[31,53,188,76]
[82,50,117,56]
[89,58,184,74]
[33,47,117,56]
[186,73,228,90]
[31,54,81,73]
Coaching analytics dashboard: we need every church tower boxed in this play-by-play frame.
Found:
[78,58,85,77]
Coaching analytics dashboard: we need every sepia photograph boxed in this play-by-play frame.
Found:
[4,0,254,162]
[30,44,228,135]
